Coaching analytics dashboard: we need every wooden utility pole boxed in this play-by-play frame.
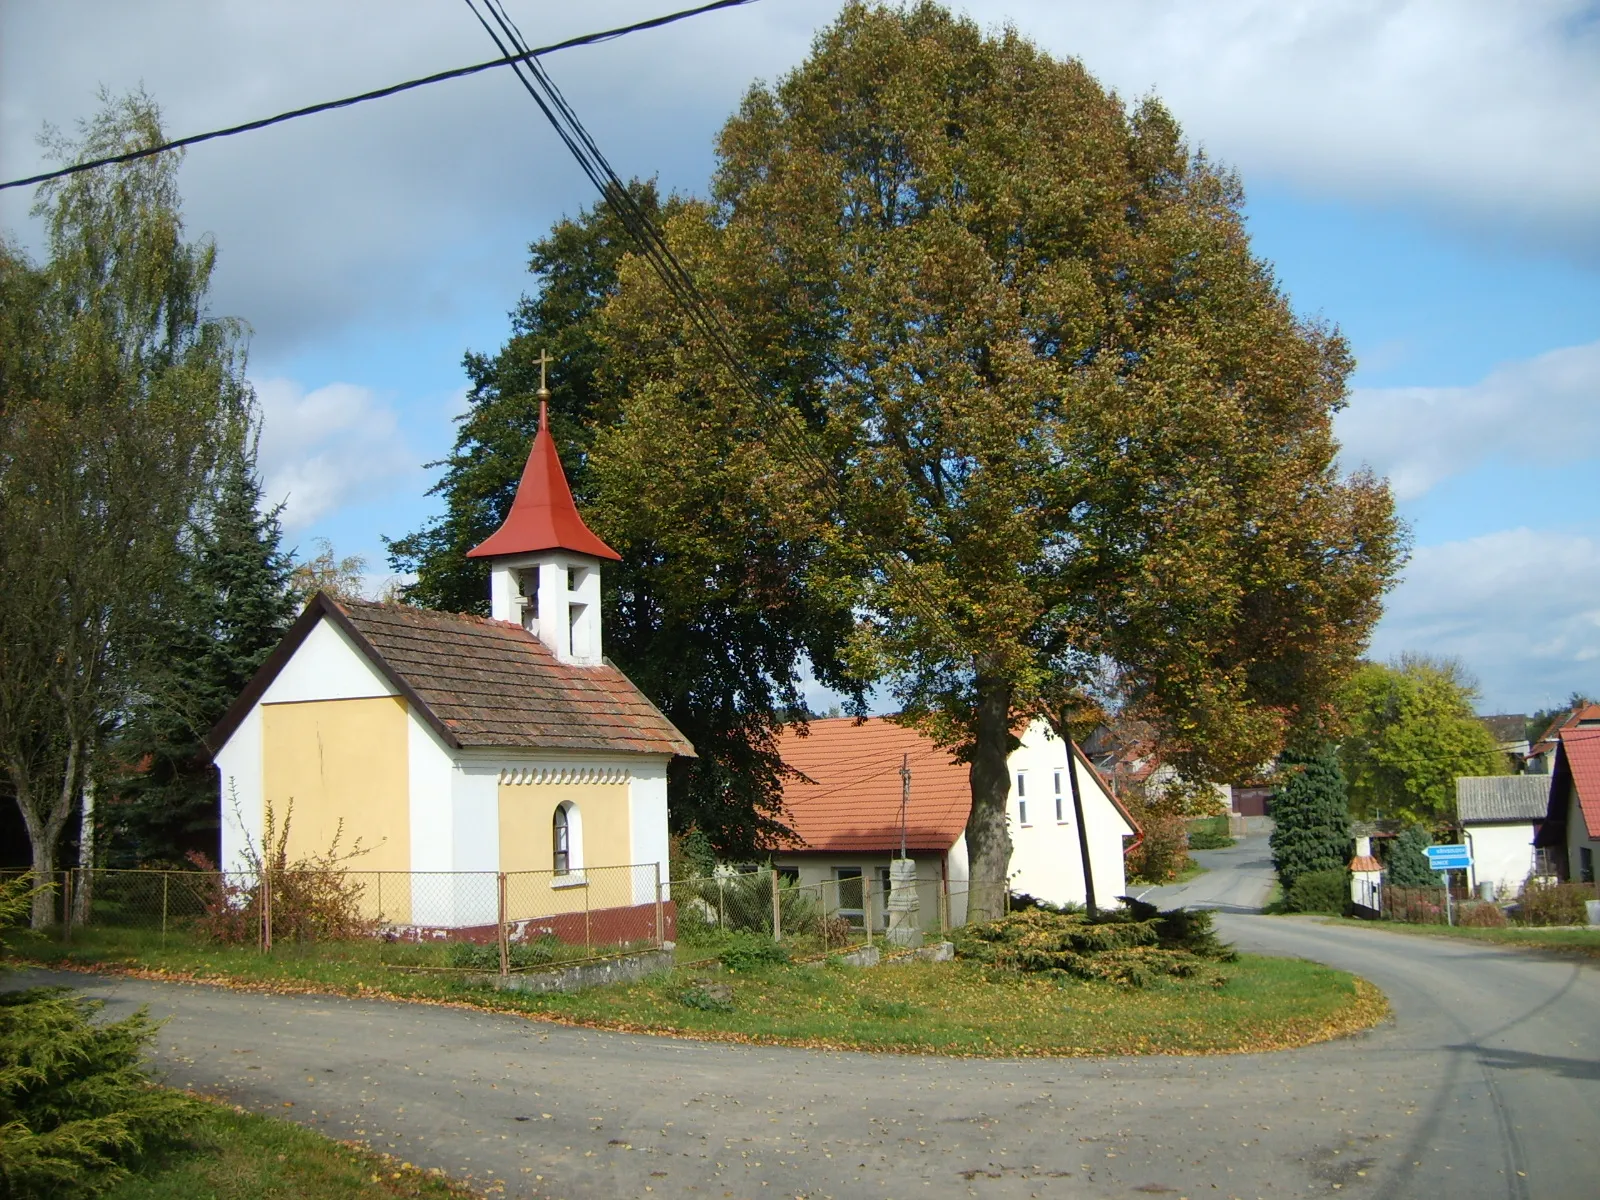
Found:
[1067,743,1098,918]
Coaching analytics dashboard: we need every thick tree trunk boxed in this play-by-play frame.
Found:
[965,669,1014,923]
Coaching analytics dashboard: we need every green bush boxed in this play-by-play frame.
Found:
[718,932,790,972]
[445,935,563,971]
[951,901,1235,988]
[1187,816,1235,850]
[1285,868,1348,914]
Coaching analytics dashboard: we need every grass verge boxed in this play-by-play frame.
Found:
[11,926,1386,1057]
[1328,919,1600,959]
[102,1094,470,1200]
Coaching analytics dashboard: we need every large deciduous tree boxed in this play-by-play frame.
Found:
[388,183,862,858]
[1338,655,1508,826]
[590,2,1402,918]
[0,92,250,923]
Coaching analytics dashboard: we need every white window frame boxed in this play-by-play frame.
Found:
[552,800,587,886]
[1016,772,1029,826]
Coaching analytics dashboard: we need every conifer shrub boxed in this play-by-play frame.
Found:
[951,900,1235,988]
[0,876,197,1197]
[1269,747,1352,889]
[1284,867,1349,914]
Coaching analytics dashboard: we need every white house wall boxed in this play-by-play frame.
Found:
[1464,823,1538,897]
[1004,720,1133,909]
[407,710,457,924]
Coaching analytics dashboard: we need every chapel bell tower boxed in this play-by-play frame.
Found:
[466,353,618,666]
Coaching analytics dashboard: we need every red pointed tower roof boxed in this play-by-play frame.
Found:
[467,391,620,562]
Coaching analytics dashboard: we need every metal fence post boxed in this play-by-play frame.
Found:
[497,872,509,976]
[771,868,781,943]
[62,871,73,942]
[260,869,272,953]
[654,864,663,947]
[864,875,872,949]
[940,877,949,935]
[161,872,169,945]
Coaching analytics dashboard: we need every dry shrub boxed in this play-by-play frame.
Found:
[1126,814,1190,884]
[189,794,377,945]
[1455,900,1508,928]
[1516,880,1595,927]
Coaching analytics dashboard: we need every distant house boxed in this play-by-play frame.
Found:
[1478,713,1531,769]
[769,717,1139,929]
[1527,705,1599,776]
[1534,711,1600,883]
[1454,775,1549,897]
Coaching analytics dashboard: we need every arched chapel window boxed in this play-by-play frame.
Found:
[553,804,571,874]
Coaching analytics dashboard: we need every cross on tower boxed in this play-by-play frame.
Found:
[535,348,552,394]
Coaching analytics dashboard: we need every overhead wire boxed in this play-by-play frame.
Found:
[0,0,760,192]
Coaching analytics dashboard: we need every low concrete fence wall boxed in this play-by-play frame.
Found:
[483,948,675,995]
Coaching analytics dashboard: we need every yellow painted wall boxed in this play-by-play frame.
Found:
[261,696,411,920]
[498,781,632,916]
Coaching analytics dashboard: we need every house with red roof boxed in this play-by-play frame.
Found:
[207,376,691,935]
[770,716,1139,930]
[1533,706,1600,884]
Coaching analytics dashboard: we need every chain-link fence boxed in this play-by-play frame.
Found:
[12,864,673,968]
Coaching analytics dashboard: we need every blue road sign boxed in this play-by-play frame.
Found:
[1424,844,1473,870]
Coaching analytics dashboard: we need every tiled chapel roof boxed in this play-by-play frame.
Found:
[206,593,692,759]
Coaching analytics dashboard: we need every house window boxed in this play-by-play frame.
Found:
[776,866,799,885]
[1016,773,1028,826]
[552,801,583,877]
[1054,770,1064,822]
[834,867,864,926]
[1582,847,1595,884]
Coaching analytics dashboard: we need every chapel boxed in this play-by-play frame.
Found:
[206,370,692,934]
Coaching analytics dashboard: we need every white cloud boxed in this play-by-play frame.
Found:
[1335,339,1600,499]
[253,377,418,530]
[1371,528,1600,711]
[3,1,1597,364]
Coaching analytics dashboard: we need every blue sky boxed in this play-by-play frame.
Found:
[3,0,1597,715]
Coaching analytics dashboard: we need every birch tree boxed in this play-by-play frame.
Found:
[0,92,249,924]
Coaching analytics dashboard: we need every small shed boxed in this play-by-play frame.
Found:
[1455,774,1550,897]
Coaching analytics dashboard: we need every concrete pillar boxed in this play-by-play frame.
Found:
[885,857,922,948]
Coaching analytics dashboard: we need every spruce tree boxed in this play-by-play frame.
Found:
[1269,746,1352,889]
[1385,825,1439,888]
[109,445,294,864]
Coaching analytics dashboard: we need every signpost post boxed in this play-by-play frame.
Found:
[1423,844,1473,925]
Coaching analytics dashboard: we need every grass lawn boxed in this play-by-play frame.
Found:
[103,1095,470,1200]
[1329,918,1600,959]
[10,925,1385,1057]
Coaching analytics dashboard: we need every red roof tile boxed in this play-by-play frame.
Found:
[771,717,971,853]
[1560,726,1600,840]
[466,397,619,562]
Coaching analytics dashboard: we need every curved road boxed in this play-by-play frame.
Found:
[11,837,1597,1198]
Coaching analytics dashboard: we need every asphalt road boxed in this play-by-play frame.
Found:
[10,837,1597,1199]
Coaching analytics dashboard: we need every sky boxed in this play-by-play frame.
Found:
[2,0,1597,717]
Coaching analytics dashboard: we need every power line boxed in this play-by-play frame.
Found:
[0,0,761,193]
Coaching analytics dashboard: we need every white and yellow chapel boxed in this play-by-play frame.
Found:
[206,376,692,931]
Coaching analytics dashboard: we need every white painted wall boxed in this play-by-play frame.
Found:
[628,758,671,905]
[215,705,262,877]
[1004,719,1133,909]
[1464,823,1538,898]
